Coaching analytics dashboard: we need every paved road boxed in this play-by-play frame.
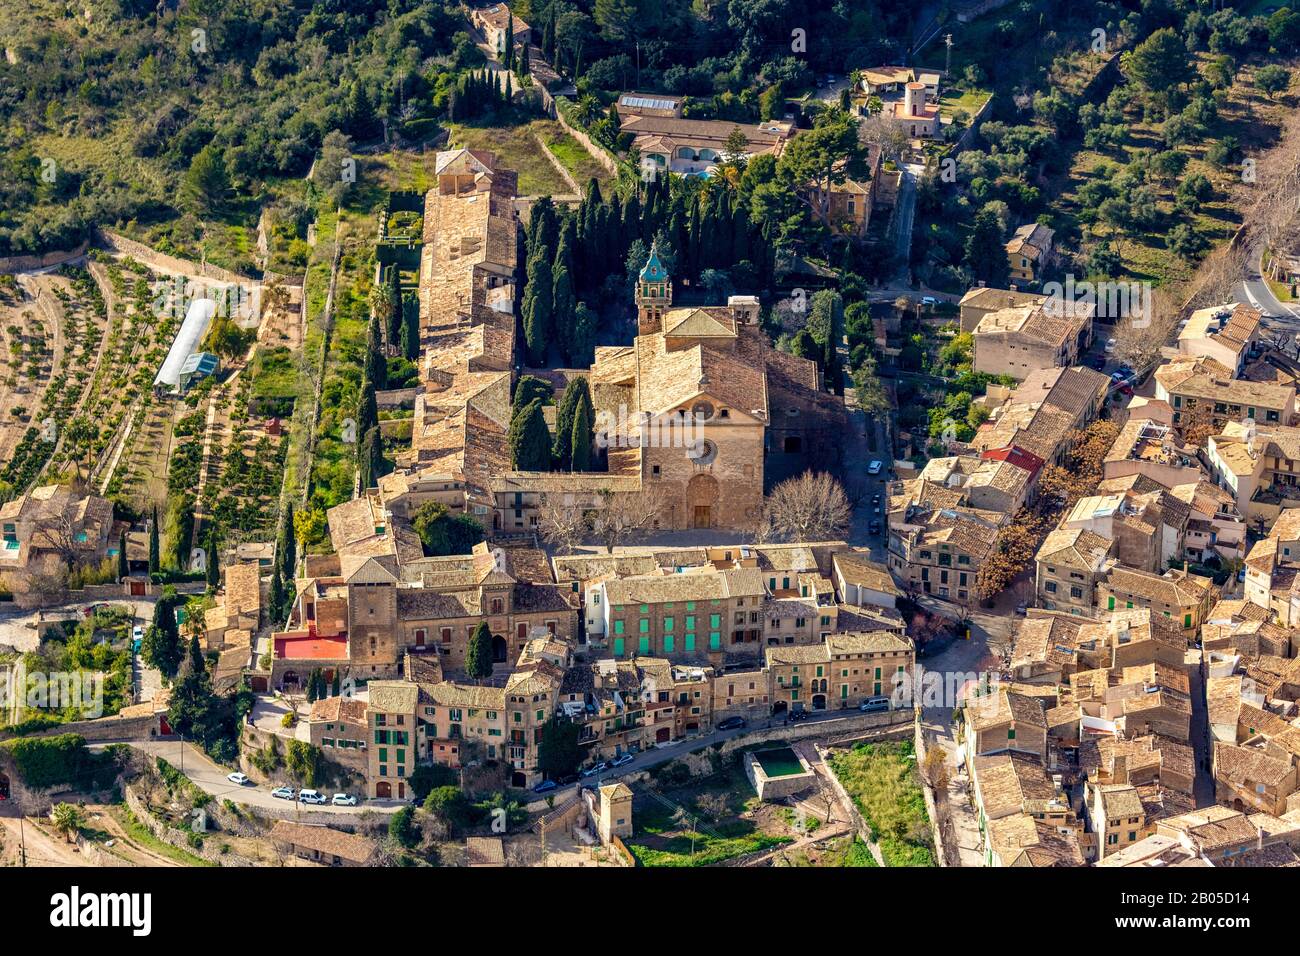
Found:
[538,707,890,807]
[1236,236,1300,328]
[889,164,923,282]
[90,737,399,820]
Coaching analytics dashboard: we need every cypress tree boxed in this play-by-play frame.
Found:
[386,267,403,345]
[359,426,388,489]
[570,393,594,472]
[365,314,386,390]
[512,374,554,418]
[522,248,553,366]
[552,379,580,468]
[465,620,494,681]
[117,531,128,581]
[570,302,597,368]
[269,563,286,627]
[508,399,551,470]
[552,252,575,361]
[687,193,703,280]
[205,529,220,590]
[357,376,379,442]
[504,15,515,70]
[400,298,419,361]
[279,501,297,581]
[148,505,160,574]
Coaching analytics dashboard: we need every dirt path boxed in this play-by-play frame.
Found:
[81,806,184,867]
[0,812,84,867]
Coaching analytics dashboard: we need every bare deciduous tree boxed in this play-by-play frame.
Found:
[591,486,668,553]
[536,494,591,554]
[761,471,851,543]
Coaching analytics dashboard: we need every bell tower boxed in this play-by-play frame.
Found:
[636,242,672,336]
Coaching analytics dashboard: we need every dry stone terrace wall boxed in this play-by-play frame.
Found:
[0,242,88,274]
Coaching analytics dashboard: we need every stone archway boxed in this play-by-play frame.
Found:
[376,781,392,799]
[492,635,508,663]
[686,473,720,529]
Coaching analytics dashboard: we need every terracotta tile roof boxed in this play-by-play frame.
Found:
[309,696,368,723]
[269,821,377,864]
[1036,526,1112,571]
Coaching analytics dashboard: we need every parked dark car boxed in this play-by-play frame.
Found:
[532,779,558,794]
[717,716,747,731]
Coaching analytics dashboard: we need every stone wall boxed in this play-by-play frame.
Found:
[0,243,88,274]
[98,229,258,286]
[2,712,162,743]
[552,97,621,177]
[10,580,145,611]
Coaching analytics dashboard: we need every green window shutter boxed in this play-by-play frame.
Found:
[613,637,625,656]
[1107,596,1115,610]
[685,615,695,629]
[709,632,721,650]
[664,635,675,654]
[639,618,649,633]
[841,685,848,699]
[1008,728,1016,740]
[614,620,625,634]
[639,636,650,654]
[710,614,720,628]
[685,633,696,651]
[686,602,695,611]
[1184,614,1192,628]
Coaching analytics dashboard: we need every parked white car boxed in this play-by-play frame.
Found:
[270,786,296,800]
[226,772,251,786]
[299,789,326,805]
[331,793,358,806]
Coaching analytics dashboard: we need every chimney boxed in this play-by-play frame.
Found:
[1009,284,1018,292]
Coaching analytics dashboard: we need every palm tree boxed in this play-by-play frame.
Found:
[50,802,84,843]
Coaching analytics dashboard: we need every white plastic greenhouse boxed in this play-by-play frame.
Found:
[154,297,217,394]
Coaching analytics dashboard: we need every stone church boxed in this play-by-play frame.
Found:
[583,245,843,530]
